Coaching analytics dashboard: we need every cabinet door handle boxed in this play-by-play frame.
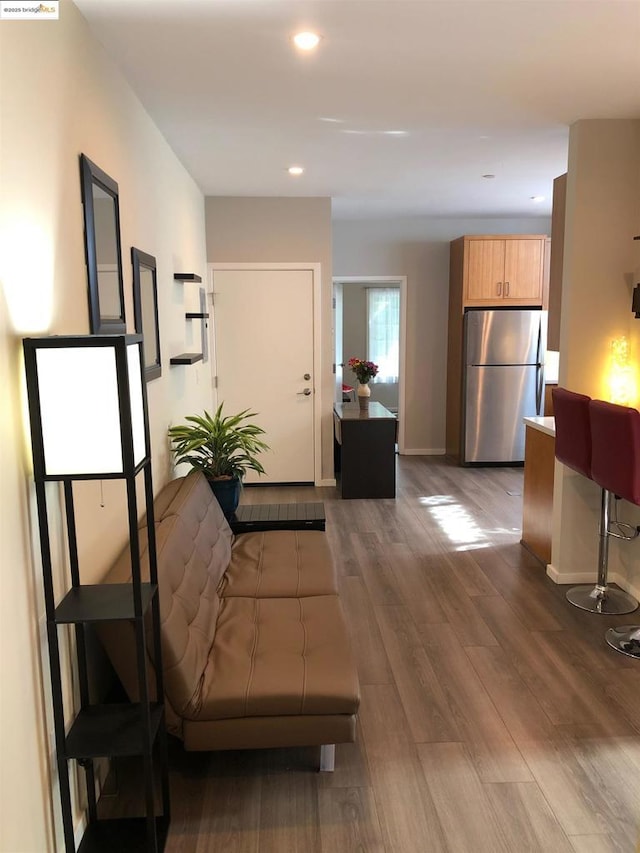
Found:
[504,281,510,296]
[497,282,502,296]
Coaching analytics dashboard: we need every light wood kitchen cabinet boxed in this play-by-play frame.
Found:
[462,235,547,306]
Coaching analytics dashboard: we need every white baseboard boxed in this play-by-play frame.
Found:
[318,478,336,487]
[546,563,640,600]
[400,448,446,456]
[546,563,593,585]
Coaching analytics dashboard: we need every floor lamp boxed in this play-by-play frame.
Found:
[23,334,170,852]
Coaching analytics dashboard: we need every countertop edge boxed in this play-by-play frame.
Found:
[524,416,556,438]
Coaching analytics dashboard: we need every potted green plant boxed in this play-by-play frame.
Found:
[168,404,269,517]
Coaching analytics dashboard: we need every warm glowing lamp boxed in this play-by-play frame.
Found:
[22,332,169,850]
[609,336,637,406]
[23,334,148,478]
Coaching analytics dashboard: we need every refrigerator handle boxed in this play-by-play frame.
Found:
[535,315,544,415]
[536,364,544,415]
[536,314,543,364]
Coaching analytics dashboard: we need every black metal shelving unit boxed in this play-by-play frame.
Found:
[23,335,170,852]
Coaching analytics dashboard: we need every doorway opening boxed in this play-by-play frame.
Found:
[333,276,407,453]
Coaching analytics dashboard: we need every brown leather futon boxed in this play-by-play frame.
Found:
[97,471,360,769]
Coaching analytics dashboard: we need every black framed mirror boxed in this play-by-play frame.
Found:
[132,247,161,381]
[79,154,126,334]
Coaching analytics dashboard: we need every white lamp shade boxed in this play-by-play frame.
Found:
[126,343,146,467]
[32,339,147,476]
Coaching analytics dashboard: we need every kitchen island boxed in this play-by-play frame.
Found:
[334,402,396,499]
[521,416,555,565]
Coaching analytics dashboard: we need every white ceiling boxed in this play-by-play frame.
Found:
[74,0,640,220]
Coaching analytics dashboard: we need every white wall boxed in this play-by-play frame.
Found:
[0,4,211,849]
[333,216,551,452]
[550,120,640,596]
[205,197,334,481]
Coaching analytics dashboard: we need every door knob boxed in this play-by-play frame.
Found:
[297,388,312,396]
[304,373,311,380]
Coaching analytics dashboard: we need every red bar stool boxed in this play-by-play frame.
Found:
[552,387,592,479]
[589,399,640,657]
[552,387,637,613]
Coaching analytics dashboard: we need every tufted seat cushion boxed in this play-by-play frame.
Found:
[193,595,359,720]
[223,530,338,598]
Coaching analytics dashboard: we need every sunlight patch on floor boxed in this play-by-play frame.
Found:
[418,495,490,551]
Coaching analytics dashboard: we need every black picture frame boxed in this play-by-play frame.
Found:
[132,247,162,381]
[79,154,126,334]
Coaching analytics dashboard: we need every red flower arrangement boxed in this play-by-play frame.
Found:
[348,357,379,383]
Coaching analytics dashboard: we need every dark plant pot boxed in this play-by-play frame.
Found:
[207,476,241,519]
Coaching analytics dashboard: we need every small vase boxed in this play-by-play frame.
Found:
[357,381,371,411]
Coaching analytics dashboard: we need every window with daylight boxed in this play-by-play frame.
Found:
[367,287,400,383]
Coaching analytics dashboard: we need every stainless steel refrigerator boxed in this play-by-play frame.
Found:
[462,308,546,464]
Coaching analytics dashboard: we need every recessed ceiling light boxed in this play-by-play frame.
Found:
[288,165,304,176]
[482,174,495,179]
[530,195,545,202]
[293,31,320,51]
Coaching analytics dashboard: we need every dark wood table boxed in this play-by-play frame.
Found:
[334,402,396,499]
[229,502,326,533]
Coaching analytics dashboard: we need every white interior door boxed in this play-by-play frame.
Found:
[212,267,316,484]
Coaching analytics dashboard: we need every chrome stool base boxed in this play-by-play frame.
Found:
[566,490,639,615]
[566,584,638,615]
[605,625,640,658]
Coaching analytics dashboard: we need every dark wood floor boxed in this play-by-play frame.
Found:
[150,457,640,851]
